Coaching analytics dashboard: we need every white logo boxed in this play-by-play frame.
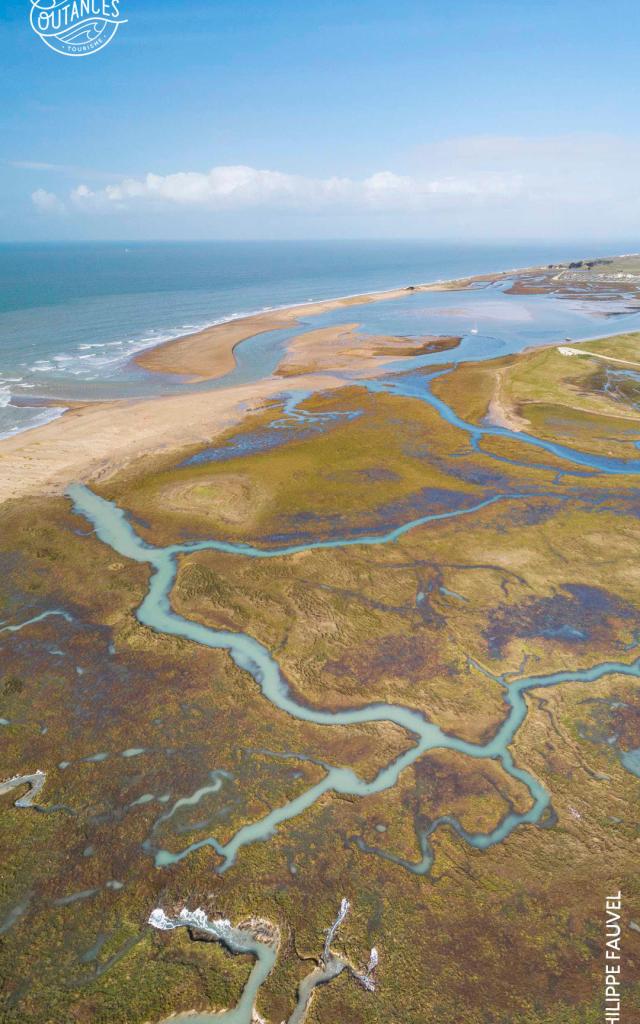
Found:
[30,0,127,57]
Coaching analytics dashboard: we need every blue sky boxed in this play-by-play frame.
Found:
[1,0,639,240]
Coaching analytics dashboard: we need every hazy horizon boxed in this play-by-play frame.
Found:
[1,238,639,250]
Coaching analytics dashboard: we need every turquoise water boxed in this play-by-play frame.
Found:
[312,281,640,372]
[620,747,640,777]
[0,240,633,438]
[148,899,371,1024]
[366,371,640,475]
[0,771,47,809]
[67,470,640,878]
[4,242,640,1017]
[4,242,640,1020]
[149,907,278,1024]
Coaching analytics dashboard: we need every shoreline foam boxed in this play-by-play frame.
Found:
[131,262,547,382]
[0,254,632,504]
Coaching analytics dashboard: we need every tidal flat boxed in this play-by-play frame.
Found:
[1,258,640,1023]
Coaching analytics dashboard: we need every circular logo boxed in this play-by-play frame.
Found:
[30,0,127,57]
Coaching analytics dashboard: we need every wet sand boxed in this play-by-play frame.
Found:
[276,323,460,376]
[0,316,464,504]
[133,256,566,384]
[133,282,457,381]
[2,285,445,504]
[135,310,299,381]
[0,372,347,505]
[1,308,454,504]
[0,257,593,505]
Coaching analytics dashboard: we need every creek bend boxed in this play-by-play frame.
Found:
[67,445,640,874]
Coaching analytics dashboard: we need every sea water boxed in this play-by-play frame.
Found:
[0,239,636,438]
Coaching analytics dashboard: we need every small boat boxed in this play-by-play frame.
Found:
[470,326,478,335]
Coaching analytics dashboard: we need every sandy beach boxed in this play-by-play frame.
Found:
[1,279,451,504]
[133,261,549,383]
[0,316,467,505]
[0,371,348,505]
[0,277,458,506]
[134,310,299,381]
[133,283,433,381]
[277,323,461,376]
[0,258,584,506]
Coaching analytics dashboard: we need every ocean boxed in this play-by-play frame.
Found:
[0,240,633,439]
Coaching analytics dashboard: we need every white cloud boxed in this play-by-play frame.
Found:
[69,167,356,208]
[407,134,640,205]
[46,162,523,213]
[31,188,66,213]
[28,134,640,239]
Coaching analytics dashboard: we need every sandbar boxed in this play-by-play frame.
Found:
[133,282,458,382]
[0,257,613,506]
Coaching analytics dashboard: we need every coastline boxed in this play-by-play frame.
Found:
[131,264,533,382]
[0,260,520,497]
[0,254,632,506]
[131,248,638,384]
[132,282,439,382]
[0,371,349,505]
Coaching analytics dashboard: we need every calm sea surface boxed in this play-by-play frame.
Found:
[0,240,635,438]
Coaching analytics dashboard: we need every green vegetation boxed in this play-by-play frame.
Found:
[1,335,640,1022]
